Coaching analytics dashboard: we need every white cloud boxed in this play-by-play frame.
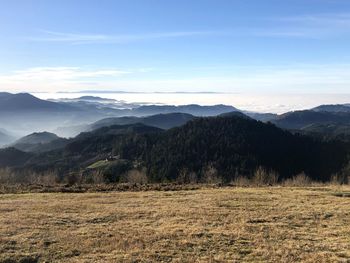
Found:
[1,64,350,93]
[12,67,129,79]
[0,67,130,92]
[28,30,222,44]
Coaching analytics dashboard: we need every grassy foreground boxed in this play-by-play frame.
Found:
[0,187,350,262]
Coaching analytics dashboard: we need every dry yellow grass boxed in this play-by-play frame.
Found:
[0,186,350,262]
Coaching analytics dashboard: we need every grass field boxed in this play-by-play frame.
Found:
[86,160,109,169]
[1,186,350,262]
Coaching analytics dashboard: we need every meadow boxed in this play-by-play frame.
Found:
[0,186,350,262]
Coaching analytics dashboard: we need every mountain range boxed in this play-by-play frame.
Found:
[0,92,71,112]
[0,114,347,184]
[2,92,350,148]
[8,113,197,152]
[55,113,195,137]
[272,110,350,130]
[312,104,350,113]
[0,93,240,137]
[1,92,350,184]
[271,109,350,140]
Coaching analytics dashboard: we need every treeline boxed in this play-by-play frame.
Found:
[1,166,349,188]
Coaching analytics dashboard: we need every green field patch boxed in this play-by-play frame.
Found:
[87,160,110,169]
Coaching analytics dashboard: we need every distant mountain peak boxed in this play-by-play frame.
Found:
[14,131,60,145]
[91,112,195,131]
[312,104,350,113]
[0,92,73,111]
[219,111,251,119]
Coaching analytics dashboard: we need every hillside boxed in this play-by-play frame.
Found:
[244,112,278,122]
[293,123,350,142]
[0,93,287,139]
[0,148,33,167]
[312,104,350,113]
[91,113,195,131]
[3,115,346,183]
[13,132,60,145]
[20,123,162,173]
[54,113,195,137]
[219,111,251,119]
[272,110,350,130]
[130,116,347,182]
[11,132,69,153]
[0,93,72,112]
[0,93,108,136]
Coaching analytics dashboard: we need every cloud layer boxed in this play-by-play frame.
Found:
[28,30,222,44]
[1,64,350,93]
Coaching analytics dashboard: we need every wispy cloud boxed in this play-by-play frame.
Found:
[27,13,350,44]
[0,67,131,92]
[28,30,222,44]
[281,13,350,26]
[256,13,350,38]
[11,67,130,80]
[2,64,350,94]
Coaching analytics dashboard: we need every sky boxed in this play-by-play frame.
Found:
[1,0,350,95]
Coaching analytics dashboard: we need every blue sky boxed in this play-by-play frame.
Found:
[1,0,350,94]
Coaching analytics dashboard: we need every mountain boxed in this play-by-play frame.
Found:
[219,111,251,119]
[118,115,347,182]
[91,113,195,131]
[76,123,162,139]
[54,98,240,118]
[0,92,72,112]
[272,110,350,130]
[14,132,60,145]
[0,93,122,136]
[11,132,68,153]
[0,93,244,136]
[312,104,350,113]
[1,93,279,138]
[2,115,347,183]
[244,112,278,122]
[54,113,196,137]
[294,123,350,142]
[131,104,238,116]
[21,123,162,172]
[271,108,350,141]
[54,124,89,138]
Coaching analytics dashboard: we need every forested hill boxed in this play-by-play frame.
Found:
[115,116,348,182]
[1,115,348,183]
